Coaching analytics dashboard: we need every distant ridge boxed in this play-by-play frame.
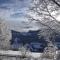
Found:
[10,30,47,52]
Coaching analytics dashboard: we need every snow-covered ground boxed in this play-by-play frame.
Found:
[0,50,42,58]
[0,50,44,60]
[0,50,60,60]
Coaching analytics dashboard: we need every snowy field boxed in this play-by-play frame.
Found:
[0,50,42,58]
[0,50,60,60]
[0,50,43,60]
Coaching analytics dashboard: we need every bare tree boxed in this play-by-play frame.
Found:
[27,0,60,42]
[26,0,60,59]
[51,0,60,7]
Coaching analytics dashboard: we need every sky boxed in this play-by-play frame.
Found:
[0,0,31,21]
[0,0,60,22]
[0,0,40,31]
[0,0,60,32]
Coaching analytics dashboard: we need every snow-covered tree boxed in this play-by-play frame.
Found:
[0,18,11,50]
[26,0,60,59]
[27,0,60,45]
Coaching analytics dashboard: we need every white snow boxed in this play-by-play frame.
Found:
[0,50,42,58]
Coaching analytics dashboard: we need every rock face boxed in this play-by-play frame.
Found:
[0,20,11,50]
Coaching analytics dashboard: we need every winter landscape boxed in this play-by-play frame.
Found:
[0,0,60,60]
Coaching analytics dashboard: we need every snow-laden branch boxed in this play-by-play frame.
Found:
[51,0,60,7]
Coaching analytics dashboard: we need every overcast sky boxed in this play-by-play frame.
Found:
[0,0,60,21]
[0,0,31,21]
[0,0,60,32]
[0,0,40,31]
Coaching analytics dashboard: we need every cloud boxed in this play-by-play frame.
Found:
[0,0,40,31]
[0,0,31,21]
[0,0,12,4]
